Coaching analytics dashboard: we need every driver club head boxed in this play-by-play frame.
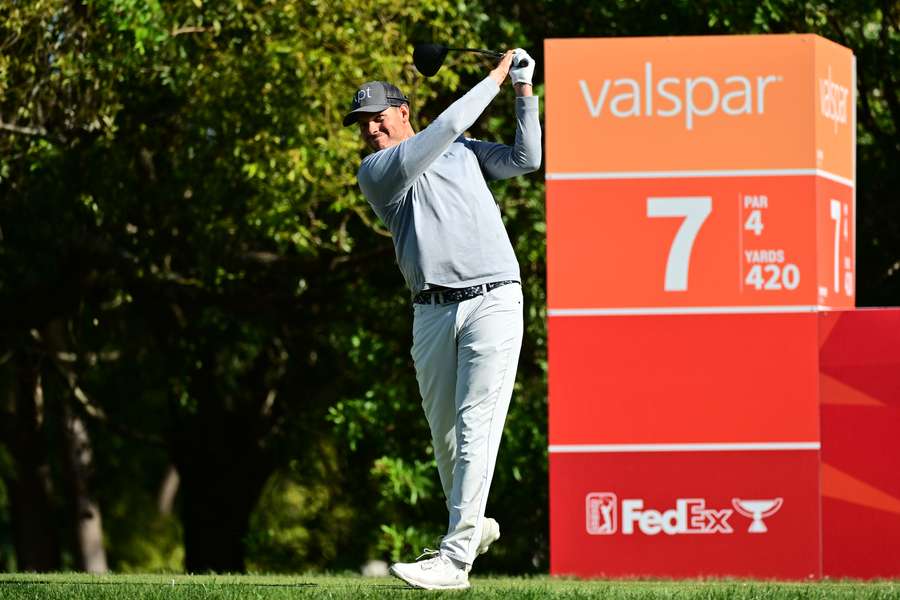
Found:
[413,43,525,78]
[413,43,449,77]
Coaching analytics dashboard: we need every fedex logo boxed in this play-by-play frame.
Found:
[621,498,733,535]
[586,493,783,536]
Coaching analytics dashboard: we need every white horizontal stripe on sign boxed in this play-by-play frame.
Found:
[548,442,821,453]
[546,168,854,188]
[815,169,855,187]
[548,305,827,317]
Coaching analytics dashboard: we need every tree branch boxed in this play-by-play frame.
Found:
[171,26,208,36]
[36,324,166,448]
[0,120,67,145]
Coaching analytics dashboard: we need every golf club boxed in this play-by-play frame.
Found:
[413,43,529,77]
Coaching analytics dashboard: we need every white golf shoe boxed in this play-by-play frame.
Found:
[389,550,470,590]
[477,518,500,555]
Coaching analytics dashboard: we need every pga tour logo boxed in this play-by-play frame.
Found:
[586,493,783,536]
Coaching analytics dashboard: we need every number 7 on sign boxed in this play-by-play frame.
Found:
[830,199,842,293]
[647,197,712,291]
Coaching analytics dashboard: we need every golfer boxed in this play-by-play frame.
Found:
[344,48,540,590]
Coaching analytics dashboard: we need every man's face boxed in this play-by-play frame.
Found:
[358,105,410,151]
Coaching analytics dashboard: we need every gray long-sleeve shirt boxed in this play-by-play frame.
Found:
[357,77,542,296]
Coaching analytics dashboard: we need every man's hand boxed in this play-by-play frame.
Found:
[509,48,535,86]
[488,50,515,86]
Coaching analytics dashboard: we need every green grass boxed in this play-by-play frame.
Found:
[0,574,897,599]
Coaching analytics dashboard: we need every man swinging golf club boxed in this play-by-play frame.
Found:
[344,48,540,590]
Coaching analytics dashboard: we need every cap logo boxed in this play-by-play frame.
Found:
[343,82,406,126]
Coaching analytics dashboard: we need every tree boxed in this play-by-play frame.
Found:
[1,0,498,572]
[0,345,61,571]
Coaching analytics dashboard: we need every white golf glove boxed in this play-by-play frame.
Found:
[509,48,535,86]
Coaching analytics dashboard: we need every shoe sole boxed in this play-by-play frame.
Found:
[389,565,471,591]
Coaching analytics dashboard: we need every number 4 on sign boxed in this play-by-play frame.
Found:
[647,197,712,292]
[745,210,764,236]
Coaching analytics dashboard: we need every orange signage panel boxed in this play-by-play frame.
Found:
[544,34,856,311]
[545,34,853,177]
[814,36,855,182]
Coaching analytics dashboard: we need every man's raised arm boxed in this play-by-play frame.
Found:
[359,52,517,198]
[462,49,542,181]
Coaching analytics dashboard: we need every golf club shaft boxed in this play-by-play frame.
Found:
[445,47,529,68]
[447,47,505,58]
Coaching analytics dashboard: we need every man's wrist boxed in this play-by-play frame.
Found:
[514,83,533,97]
[489,70,506,86]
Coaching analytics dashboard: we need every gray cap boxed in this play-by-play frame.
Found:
[343,81,409,127]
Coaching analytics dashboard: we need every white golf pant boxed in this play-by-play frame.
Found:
[411,282,523,565]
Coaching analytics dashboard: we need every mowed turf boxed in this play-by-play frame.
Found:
[0,574,898,599]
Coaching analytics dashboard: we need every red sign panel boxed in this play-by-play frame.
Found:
[819,310,900,578]
[547,176,834,310]
[549,313,820,446]
[550,451,821,578]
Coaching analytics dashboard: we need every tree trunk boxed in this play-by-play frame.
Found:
[3,351,61,571]
[60,399,108,573]
[178,450,272,573]
[44,320,108,573]
[172,342,278,573]
[157,464,180,516]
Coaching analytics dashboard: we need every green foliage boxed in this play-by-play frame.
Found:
[245,461,355,573]
[369,457,441,561]
[376,524,441,564]
[370,457,435,507]
[106,511,183,574]
[94,438,183,573]
[1,0,500,572]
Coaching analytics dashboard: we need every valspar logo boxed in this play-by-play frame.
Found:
[586,493,784,536]
[819,65,849,133]
[578,62,783,130]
